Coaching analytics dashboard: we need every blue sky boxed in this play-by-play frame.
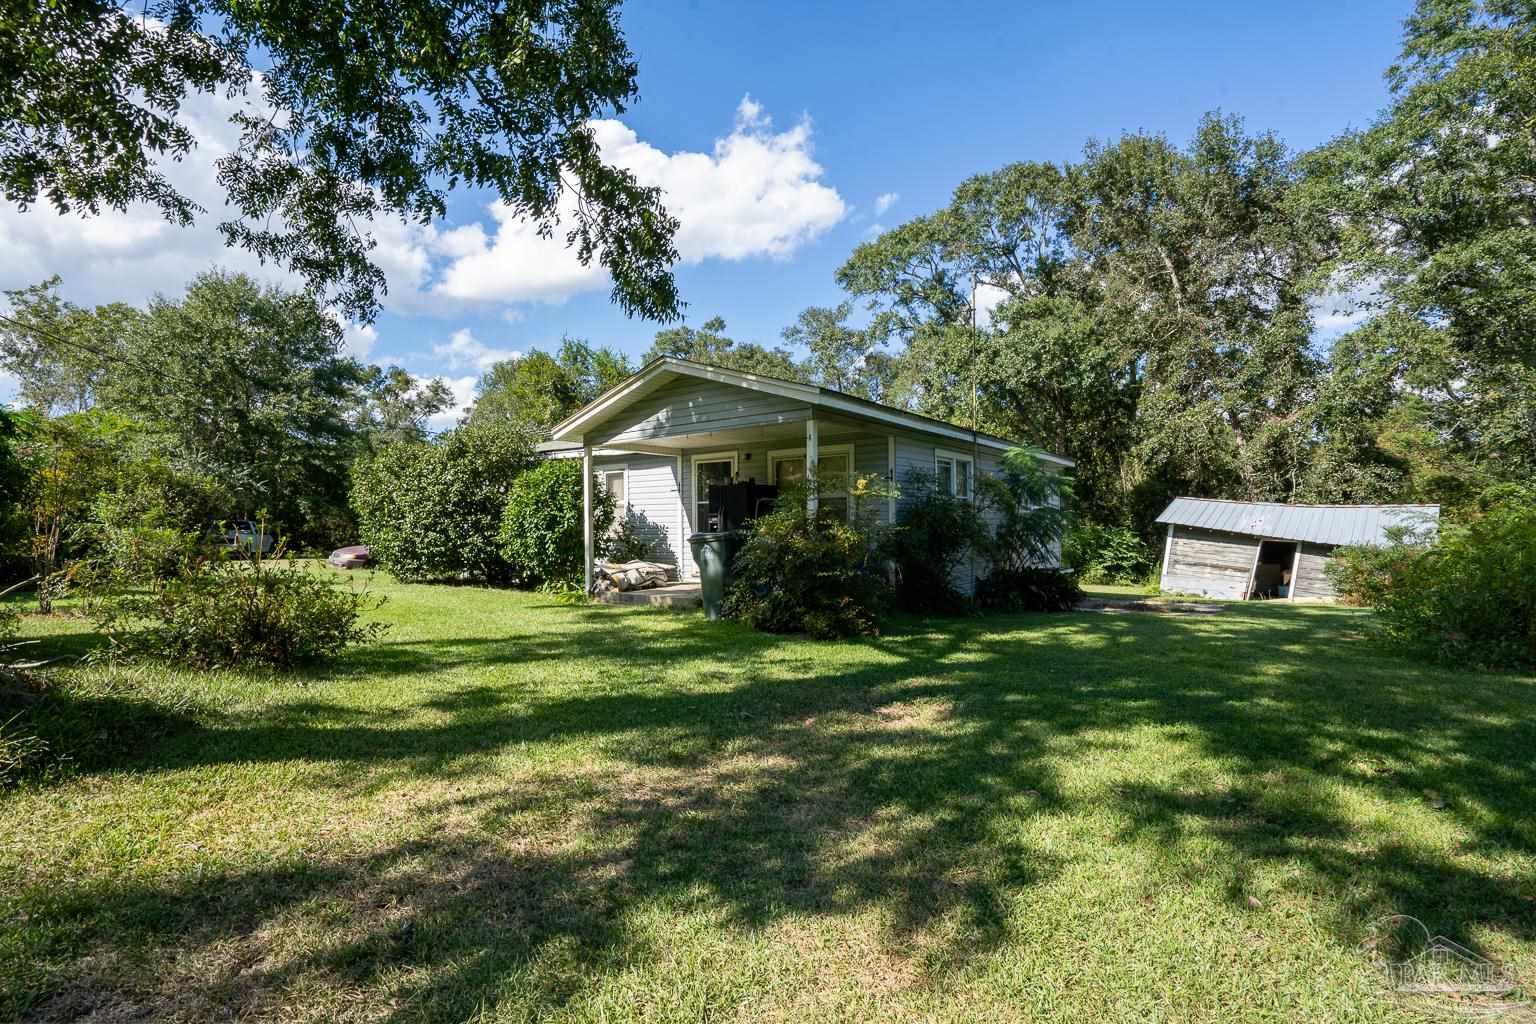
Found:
[0,0,1413,423]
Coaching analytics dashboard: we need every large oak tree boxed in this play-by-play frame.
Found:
[0,0,681,321]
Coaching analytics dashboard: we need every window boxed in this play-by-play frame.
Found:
[691,453,736,533]
[935,449,974,499]
[769,445,854,520]
[600,468,627,536]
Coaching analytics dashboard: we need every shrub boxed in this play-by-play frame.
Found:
[1062,522,1153,584]
[725,488,888,639]
[1370,497,1536,670]
[882,470,984,613]
[975,567,1084,612]
[79,456,228,586]
[498,460,616,588]
[351,423,537,583]
[978,448,1072,573]
[103,555,386,670]
[607,515,654,562]
[1325,540,1425,608]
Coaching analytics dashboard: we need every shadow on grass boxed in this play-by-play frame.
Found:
[7,600,1536,1020]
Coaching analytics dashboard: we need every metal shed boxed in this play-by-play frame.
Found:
[1154,498,1439,601]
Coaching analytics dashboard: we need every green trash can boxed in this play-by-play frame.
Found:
[689,531,741,620]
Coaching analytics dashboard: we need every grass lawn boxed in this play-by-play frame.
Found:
[2,573,1534,1022]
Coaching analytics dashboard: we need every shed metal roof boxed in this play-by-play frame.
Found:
[1155,497,1439,547]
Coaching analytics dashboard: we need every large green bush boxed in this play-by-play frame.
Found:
[1325,539,1426,608]
[1370,497,1536,670]
[882,470,984,613]
[498,460,616,588]
[1061,522,1153,584]
[725,488,888,639]
[103,556,386,670]
[350,424,536,583]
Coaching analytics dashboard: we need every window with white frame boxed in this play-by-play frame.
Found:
[600,468,627,536]
[769,445,853,520]
[934,449,974,499]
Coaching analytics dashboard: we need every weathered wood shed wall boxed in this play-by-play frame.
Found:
[1159,526,1342,601]
[1290,543,1338,601]
[1159,526,1260,600]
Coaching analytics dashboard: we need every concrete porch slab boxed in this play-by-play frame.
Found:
[596,582,703,610]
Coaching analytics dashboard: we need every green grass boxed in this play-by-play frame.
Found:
[2,572,1534,1022]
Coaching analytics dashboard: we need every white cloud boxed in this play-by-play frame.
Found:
[429,200,609,306]
[1310,282,1382,345]
[873,192,899,216]
[432,328,522,372]
[975,283,1011,327]
[424,95,847,308]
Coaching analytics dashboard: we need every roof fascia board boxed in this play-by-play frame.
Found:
[552,356,1075,467]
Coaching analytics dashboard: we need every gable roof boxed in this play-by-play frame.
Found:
[1156,497,1440,547]
[549,357,1073,466]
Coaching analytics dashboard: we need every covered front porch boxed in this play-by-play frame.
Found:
[547,357,1052,597]
[576,412,894,594]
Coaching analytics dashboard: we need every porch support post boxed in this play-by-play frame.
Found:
[887,434,896,524]
[805,416,819,517]
[582,440,594,595]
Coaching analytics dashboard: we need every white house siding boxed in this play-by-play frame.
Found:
[592,454,685,571]
[590,377,810,446]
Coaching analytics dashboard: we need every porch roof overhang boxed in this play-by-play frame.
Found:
[548,357,1075,466]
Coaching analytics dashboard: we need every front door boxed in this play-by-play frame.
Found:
[692,455,735,534]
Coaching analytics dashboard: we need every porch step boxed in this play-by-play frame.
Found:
[596,582,703,609]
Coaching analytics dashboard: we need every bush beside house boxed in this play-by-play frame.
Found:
[880,470,984,614]
[350,424,537,583]
[498,460,616,589]
[724,490,887,639]
[726,450,1077,638]
[1061,523,1154,585]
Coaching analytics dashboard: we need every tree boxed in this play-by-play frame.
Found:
[0,276,140,415]
[16,410,137,611]
[1,0,680,322]
[781,302,894,402]
[1068,115,1330,514]
[838,120,1331,528]
[352,366,454,449]
[1304,0,1536,490]
[468,338,631,432]
[643,317,807,380]
[100,271,379,546]
[0,409,30,576]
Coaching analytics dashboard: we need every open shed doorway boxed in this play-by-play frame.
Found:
[1249,540,1299,600]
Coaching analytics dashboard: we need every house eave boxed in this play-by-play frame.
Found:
[549,357,1075,467]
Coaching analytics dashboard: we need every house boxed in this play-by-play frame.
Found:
[1155,497,1440,601]
[543,357,1074,594]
